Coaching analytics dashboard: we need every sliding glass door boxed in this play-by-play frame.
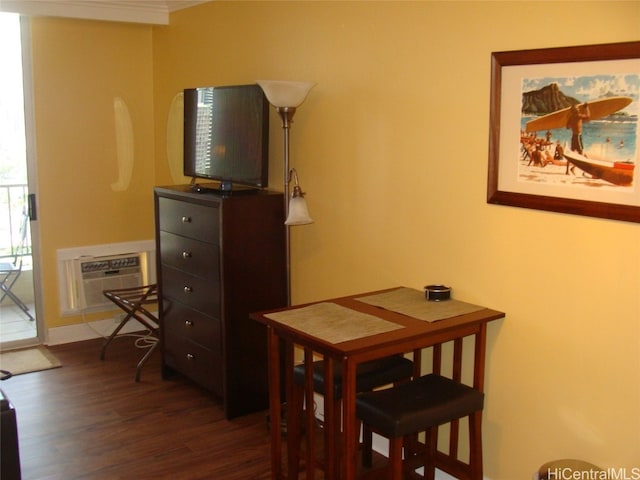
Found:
[0,13,44,349]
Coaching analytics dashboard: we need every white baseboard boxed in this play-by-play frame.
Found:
[46,316,156,345]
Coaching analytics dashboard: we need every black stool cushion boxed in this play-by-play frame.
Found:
[293,355,414,399]
[356,374,484,438]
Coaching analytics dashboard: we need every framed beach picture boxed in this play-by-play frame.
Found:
[487,41,640,223]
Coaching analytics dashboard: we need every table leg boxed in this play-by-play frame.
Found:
[304,348,316,479]
[267,327,283,480]
[286,343,301,479]
[342,356,357,480]
[473,323,488,392]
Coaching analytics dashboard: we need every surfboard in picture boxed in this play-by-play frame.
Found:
[525,96,632,133]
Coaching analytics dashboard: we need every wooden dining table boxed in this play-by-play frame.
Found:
[250,287,505,480]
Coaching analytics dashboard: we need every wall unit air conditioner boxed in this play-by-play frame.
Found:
[74,253,144,310]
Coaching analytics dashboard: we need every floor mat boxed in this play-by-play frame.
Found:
[0,346,61,378]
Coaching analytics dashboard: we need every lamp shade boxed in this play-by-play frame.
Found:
[256,80,316,108]
[285,195,314,225]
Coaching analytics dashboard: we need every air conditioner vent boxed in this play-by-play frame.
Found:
[74,253,144,310]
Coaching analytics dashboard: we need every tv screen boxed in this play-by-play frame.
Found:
[183,84,269,191]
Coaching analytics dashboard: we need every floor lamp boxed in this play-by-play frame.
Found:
[257,80,315,306]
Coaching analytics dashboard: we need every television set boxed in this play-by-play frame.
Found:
[183,84,269,192]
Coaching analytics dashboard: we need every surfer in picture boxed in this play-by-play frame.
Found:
[566,103,591,154]
[565,102,590,174]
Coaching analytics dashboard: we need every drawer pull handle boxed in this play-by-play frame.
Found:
[184,286,193,294]
[185,320,194,327]
[181,216,192,223]
[182,251,192,259]
[186,353,195,361]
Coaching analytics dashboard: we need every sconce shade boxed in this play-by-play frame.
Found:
[285,186,313,225]
[256,80,316,108]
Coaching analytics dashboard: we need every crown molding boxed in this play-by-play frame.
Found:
[165,1,206,13]
[0,1,209,25]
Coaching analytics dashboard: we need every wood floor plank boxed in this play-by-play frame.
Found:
[0,337,272,479]
[1,336,387,479]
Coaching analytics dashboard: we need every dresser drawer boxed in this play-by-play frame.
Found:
[158,197,219,243]
[160,231,219,281]
[163,299,221,349]
[163,336,222,396]
[161,266,221,316]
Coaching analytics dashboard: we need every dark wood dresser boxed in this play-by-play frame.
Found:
[154,185,287,418]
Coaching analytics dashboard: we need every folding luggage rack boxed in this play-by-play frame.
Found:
[100,284,159,382]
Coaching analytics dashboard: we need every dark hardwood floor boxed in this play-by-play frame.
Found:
[2,337,390,479]
[1,337,275,480]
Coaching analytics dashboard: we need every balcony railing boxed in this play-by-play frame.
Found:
[0,184,31,260]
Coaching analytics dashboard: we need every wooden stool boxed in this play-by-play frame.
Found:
[289,354,414,479]
[356,373,484,480]
[100,284,159,382]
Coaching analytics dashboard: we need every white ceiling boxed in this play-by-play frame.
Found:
[0,1,210,25]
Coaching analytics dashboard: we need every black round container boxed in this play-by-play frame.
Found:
[424,284,451,301]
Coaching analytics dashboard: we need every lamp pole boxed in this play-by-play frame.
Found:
[257,80,315,307]
[276,106,297,306]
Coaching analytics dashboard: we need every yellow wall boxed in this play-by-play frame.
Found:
[29,17,155,326]
[27,1,639,478]
[151,1,639,478]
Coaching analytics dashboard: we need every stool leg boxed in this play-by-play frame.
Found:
[288,379,304,479]
[388,437,403,480]
[423,426,437,480]
[362,423,373,467]
[332,399,345,479]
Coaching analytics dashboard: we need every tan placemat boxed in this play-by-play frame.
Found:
[264,302,404,344]
[356,287,485,322]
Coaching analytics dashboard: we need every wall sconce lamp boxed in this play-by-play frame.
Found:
[257,80,315,305]
[285,168,313,225]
